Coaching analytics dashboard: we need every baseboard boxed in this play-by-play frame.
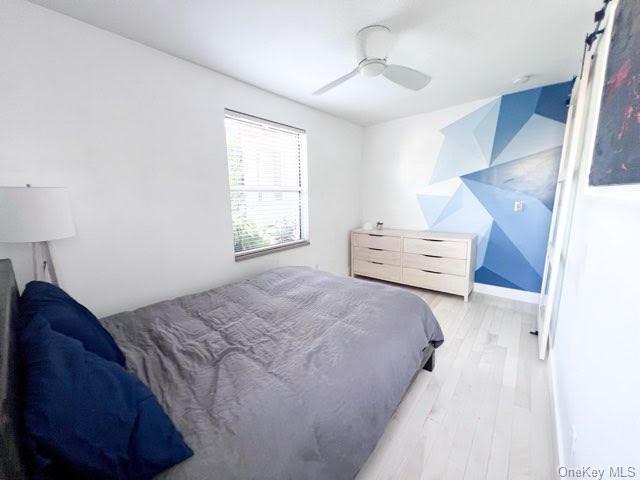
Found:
[473,282,541,304]
[548,350,565,475]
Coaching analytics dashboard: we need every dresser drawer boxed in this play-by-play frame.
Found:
[354,260,402,283]
[354,247,401,266]
[402,268,467,295]
[353,233,402,252]
[403,253,467,276]
[403,238,467,259]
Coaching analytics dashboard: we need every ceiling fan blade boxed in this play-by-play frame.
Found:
[383,64,431,91]
[313,69,359,95]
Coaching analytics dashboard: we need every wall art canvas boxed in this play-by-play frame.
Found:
[418,82,572,292]
[590,0,640,186]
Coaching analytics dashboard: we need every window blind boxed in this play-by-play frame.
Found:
[224,110,308,257]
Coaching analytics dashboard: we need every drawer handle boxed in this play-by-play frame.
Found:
[371,261,384,265]
[422,269,442,274]
[422,239,444,242]
[422,254,442,258]
[368,234,384,237]
[368,248,383,251]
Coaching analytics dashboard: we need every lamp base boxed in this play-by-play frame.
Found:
[32,241,59,286]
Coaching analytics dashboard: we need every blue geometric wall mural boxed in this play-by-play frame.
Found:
[491,88,542,162]
[463,147,562,210]
[418,81,573,292]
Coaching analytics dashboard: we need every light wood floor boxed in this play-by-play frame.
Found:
[357,287,555,480]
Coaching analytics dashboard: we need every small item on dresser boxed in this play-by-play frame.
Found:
[376,221,384,230]
[362,222,373,230]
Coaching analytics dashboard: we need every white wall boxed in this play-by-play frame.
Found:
[549,3,640,472]
[551,191,640,470]
[0,0,363,317]
[361,98,494,230]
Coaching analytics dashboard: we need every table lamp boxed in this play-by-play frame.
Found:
[0,186,75,286]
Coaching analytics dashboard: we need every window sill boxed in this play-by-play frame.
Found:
[234,240,310,261]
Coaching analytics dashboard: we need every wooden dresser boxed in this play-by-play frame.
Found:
[350,228,476,301]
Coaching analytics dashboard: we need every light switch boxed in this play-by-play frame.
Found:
[514,200,524,212]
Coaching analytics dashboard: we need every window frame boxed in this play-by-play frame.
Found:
[224,109,310,261]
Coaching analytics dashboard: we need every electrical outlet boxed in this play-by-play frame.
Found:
[514,200,525,212]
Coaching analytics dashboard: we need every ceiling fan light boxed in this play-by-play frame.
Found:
[359,60,386,77]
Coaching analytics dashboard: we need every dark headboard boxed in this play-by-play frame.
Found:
[0,259,27,479]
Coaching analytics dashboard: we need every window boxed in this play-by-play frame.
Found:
[224,109,309,259]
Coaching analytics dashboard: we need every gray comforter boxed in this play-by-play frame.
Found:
[102,267,443,480]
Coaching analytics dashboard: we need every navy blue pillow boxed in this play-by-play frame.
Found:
[19,281,126,366]
[20,315,193,480]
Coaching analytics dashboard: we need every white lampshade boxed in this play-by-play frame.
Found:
[0,187,76,243]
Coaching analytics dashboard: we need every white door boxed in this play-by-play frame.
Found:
[537,51,596,360]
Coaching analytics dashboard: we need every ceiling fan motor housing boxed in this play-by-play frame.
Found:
[357,25,395,61]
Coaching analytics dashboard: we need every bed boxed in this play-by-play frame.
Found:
[0,261,443,480]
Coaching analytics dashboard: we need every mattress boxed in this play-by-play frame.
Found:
[102,266,443,480]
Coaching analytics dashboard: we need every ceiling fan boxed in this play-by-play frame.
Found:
[313,25,432,95]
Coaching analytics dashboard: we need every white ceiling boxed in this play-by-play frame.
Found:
[31,0,601,126]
